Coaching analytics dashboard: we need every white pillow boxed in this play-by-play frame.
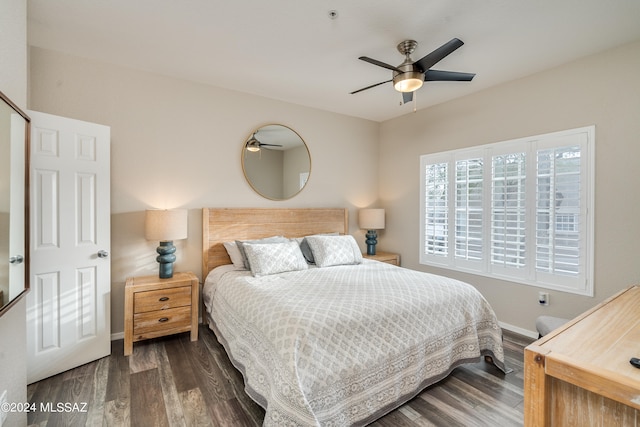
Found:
[243,241,309,277]
[235,236,289,269]
[223,241,246,269]
[304,235,363,268]
[298,232,339,263]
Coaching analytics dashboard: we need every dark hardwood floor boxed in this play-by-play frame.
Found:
[27,326,533,426]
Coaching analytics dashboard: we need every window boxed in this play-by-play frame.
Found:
[420,126,594,296]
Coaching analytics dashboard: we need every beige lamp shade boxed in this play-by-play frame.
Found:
[145,209,188,241]
[358,208,385,230]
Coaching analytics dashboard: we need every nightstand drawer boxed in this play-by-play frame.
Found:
[134,286,191,313]
[133,306,191,337]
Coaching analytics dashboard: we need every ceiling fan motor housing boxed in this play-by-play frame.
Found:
[393,40,424,92]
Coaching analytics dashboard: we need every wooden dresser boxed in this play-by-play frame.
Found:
[124,272,199,356]
[524,285,640,426]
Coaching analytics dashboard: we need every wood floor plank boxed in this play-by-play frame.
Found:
[164,335,199,393]
[61,358,98,381]
[449,367,522,409]
[178,388,215,427]
[105,339,130,402]
[443,376,523,426]
[369,408,416,426]
[209,397,261,427]
[454,365,524,407]
[426,379,499,426]
[409,392,470,427]
[46,374,94,427]
[180,333,235,404]
[154,342,187,427]
[129,339,159,373]
[85,355,110,426]
[27,325,533,427]
[103,398,130,426]
[130,368,170,427]
[27,372,65,425]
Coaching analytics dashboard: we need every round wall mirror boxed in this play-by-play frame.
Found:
[242,124,311,200]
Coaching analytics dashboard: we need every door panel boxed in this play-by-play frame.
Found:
[27,110,110,384]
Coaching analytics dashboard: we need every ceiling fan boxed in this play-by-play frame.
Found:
[245,131,283,152]
[350,38,475,103]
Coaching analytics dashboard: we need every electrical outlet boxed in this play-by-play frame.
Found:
[538,291,550,306]
[0,389,7,426]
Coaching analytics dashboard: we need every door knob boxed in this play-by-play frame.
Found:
[97,250,109,258]
[9,255,24,264]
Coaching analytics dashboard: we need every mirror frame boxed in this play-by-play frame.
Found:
[0,90,30,318]
[241,124,311,201]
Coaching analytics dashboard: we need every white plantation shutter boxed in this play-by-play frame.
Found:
[490,152,527,272]
[423,161,449,258]
[536,145,581,275]
[455,157,483,262]
[420,126,594,296]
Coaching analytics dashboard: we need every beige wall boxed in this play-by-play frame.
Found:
[29,47,380,335]
[0,0,28,425]
[379,40,640,335]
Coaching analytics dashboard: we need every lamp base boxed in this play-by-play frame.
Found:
[365,230,378,255]
[156,241,177,279]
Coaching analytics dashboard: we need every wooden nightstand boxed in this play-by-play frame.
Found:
[124,271,199,356]
[363,251,400,266]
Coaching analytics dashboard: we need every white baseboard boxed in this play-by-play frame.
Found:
[499,321,538,339]
[111,331,124,341]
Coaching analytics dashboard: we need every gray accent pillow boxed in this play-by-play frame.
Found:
[304,235,363,268]
[236,236,288,269]
[223,241,246,269]
[243,241,309,276]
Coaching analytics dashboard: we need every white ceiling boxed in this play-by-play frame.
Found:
[27,0,640,122]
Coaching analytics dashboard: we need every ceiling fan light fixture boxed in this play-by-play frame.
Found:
[246,138,261,152]
[393,72,424,92]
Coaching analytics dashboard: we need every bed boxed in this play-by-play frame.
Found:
[202,208,507,426]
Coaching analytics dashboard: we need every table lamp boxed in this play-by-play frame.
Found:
[358,208,385,255]
[145,209,188,278]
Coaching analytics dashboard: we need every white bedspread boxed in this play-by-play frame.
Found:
[203,260,506,426]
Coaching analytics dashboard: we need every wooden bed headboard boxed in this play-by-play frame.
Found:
[202,208,348,279]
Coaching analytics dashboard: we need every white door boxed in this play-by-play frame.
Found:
[27,110,111,384]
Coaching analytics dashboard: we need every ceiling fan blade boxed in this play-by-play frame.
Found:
[358,56,403,73]
[402,92,413,104]
[424,69,475,81]
[414,38,464,73]
[350,79,392,95]
[259,143,283,147]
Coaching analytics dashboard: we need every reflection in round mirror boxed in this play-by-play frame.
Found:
[242,124,311,200]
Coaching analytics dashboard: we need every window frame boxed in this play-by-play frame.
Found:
[419,126,595,296]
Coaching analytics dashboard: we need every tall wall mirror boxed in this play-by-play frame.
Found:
[0,90,30,317]
[242,124,311,200]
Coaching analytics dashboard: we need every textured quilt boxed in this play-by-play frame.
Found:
[204,261,506,426]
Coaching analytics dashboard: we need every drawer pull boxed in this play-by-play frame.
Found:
[159,297,170,302]
[158,317,169,323]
